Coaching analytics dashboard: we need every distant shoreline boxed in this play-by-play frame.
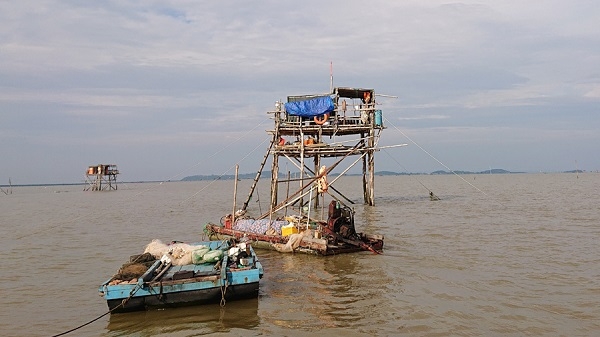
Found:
[1,170,589,188]
[179,169,586,182]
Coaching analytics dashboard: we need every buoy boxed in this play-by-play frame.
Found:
[314,113,329,125]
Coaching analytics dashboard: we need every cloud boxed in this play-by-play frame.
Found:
[1,1,599,183]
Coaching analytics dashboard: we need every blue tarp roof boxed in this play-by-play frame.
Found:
[284,96,334,117]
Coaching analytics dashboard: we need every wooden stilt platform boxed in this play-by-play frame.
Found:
[84,164,119,191]
[209,86,389,256]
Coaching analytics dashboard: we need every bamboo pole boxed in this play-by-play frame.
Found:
[361,132,368,204]
[321,192,325,221]
[285,171,290,217]
[270,149,279,210]
[367,115,375,206]
[368,132,375,206]
[314,125,323,208]
[299,127,305,207]
[269,113,281,210]
[306,186,313,229]
[232,164,239,225]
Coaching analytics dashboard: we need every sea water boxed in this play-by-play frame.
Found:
[0,173,598,336]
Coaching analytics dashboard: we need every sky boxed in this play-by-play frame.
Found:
[1,0,599,185]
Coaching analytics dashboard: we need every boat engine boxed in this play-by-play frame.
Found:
[327,200,357,240]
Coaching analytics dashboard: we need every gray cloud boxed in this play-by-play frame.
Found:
[1,1,599,184]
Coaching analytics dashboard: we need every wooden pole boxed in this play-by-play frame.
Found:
[321,192,325,221]
[299,127,305,208]
[314,126,323,208]
[361,132,368,204]
[368,125,375,206]
[284,171,290,217]
[232,164,239,225]
[270,113,282,210]
[270,149,279,210]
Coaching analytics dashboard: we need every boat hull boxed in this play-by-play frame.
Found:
[105,281,260,313]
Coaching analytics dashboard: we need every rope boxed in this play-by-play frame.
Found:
[255,182,262,215]
[381,148,436,194]
[51,282,142,336]
[50,310,112,337]
[220,280,229,307]
[383,116,499,200]
[22,117,272,334]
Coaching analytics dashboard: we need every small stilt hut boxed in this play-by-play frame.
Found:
[84,164,119,191]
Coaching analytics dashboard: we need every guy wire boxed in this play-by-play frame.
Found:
[383,115,506,207]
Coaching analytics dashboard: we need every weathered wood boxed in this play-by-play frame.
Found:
[314,126,323,208]
[265,87,385,210]
[99,240,263,312]
[299,127,305,207]
[368,124,375,206]
[284,171,291,217]
[270,155,279,210]
[232,165,238,224]
[361,132,368,204]
[84,164,119,191]
[259,143,362,219]
[205,223,383,256]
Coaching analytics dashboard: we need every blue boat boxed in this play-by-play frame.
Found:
[99,240,263,313]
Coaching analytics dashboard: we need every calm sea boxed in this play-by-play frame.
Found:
[0,173,598,337]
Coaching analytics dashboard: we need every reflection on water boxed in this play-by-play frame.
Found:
[106,298,259,336]
[257,249,396,334]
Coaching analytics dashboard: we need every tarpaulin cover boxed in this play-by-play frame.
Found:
[284,96,334,117]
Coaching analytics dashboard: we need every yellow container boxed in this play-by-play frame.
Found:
[281,224,299,237]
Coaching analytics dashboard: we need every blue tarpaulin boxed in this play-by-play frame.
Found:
[284,96,334,117]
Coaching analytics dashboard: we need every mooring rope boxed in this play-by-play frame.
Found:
[381,148,437,195]
[23,116,271,334]
[220,280,229,307]
[51,282,142,336]
[50,310,112,337]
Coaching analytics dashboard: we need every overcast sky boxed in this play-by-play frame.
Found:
[1,1,599,185]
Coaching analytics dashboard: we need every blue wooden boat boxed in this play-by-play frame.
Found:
[99,240,263,313]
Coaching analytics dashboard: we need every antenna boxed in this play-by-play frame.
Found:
[329,61,333,93]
